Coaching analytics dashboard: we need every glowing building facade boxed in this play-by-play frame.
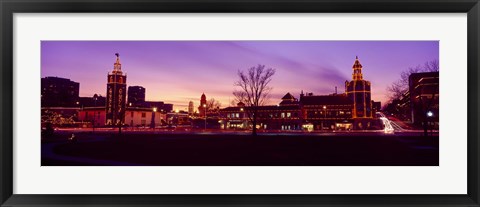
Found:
[345,56,375,129]
[219,56,380,131]
[105,53,127,126]
[345,56,372,118]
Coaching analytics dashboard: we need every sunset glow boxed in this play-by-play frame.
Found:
[41,41,438,110]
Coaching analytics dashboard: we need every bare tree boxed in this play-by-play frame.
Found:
[423,59,439,72]
[233,64,276,136]
[206,98,222,113]
[386,59,439,101]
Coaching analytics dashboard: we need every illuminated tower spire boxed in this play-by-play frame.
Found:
[112,53,122,74]
[106,53,127,126]
[352,56,363,80]
[345,55,372,122]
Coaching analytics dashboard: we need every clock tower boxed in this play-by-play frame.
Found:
[105,53,127,126]
[345,56,372,119]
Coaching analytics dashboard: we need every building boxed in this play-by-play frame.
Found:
[188,101,194,115]
[79,94,106,107]
[409,72,439,127]
[345,56,377,129]
[198,93,207,117]
[300,92,354,130]
[142,101,164,110]
[135,101,172,113]
[125,86,173,112]
[78,54,174,128]
[41,76,80,107]
[166,111,190,126]
[345,56,372,118]
[218,56,381,131]
[127,86,146,106]
[78,107,166,128]
[219,96,302,130]
[372,101,381,113]
[397,91,411,121]
[163,104,173,113]
[105,53,127,126]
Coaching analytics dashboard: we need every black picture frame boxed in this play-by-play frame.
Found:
[1,0,479,206]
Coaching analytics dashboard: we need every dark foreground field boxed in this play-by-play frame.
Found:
[42,132,439,166]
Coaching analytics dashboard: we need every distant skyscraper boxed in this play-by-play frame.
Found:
[41,76,79,107]
[188,101,194,115]
[105,53,127,126]
[345,56,372,119]
[198,93,207,117]
[127,86,146,106]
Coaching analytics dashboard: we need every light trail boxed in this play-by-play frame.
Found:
[380,117,395,134]
[377,112,395,134]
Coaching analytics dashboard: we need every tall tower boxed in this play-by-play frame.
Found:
[188,101,194,115]
[198,93,207,117]
[106,53,127,126]
[345,56,372,119]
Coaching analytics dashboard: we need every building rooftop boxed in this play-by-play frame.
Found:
[300,94,352,105]
[220,105,300,112]
[281,92,295,100]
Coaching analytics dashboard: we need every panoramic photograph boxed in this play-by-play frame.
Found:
[41,41,439,166]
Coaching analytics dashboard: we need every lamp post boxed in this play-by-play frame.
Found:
[203,104,207,130]
[323,105,327,130]
[151,107,157,131]
[240,107,244,129]
[427,111,433,136]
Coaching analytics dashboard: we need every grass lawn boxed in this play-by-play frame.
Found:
[43,133,439,166]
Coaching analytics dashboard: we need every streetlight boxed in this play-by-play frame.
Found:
[240,108,244,130]
[151,107,157,130]
[203,104,207,130]
[427,111,434,136]
[323,105,327,130]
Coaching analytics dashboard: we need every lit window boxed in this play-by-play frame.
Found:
[281,113,285,118]
[236,113,239,118]
[339,111,344,115]
[287,112,291,118]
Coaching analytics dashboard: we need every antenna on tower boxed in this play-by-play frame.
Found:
[335,86,337,94]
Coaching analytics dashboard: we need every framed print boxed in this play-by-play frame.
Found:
[1,0,479,206]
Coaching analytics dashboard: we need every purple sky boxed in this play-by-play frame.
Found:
[41,41,438,110]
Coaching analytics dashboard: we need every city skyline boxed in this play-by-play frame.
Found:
[41,41,439,110]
